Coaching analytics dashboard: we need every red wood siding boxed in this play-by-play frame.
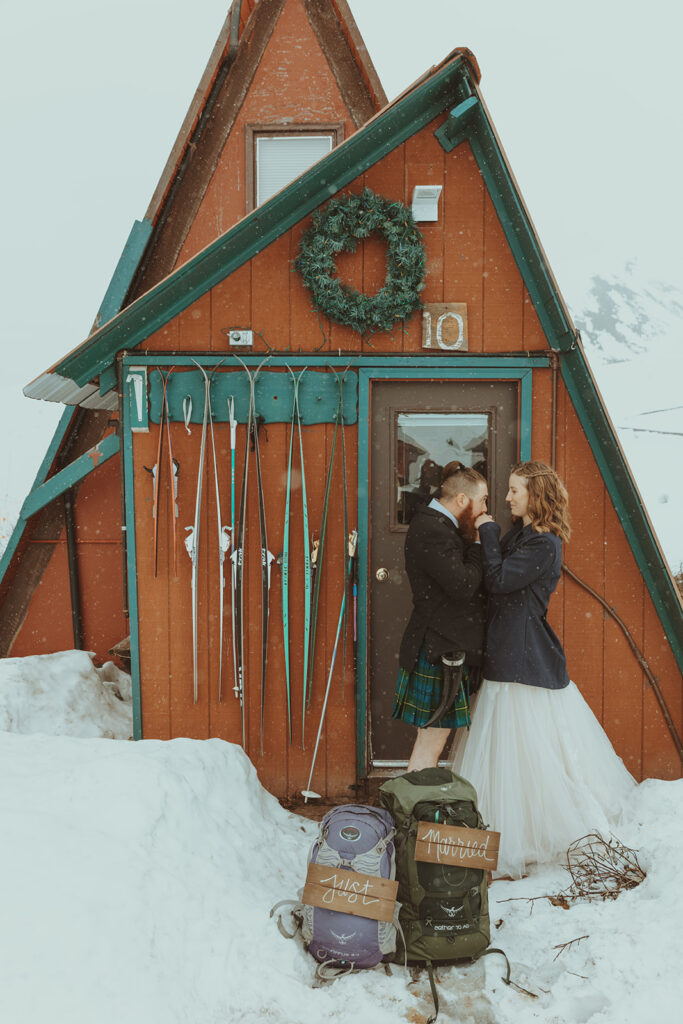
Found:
[10,457,127,663]
[175,0,357,268]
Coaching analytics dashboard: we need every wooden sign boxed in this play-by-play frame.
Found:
[302,862,398,923]
[422,303,468,351]
[415,821,500,870]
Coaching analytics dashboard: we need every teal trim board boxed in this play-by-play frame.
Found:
[354,365,533,778]
[20,433,120,520]
[94,219,153,333]
[147,366,359,425]
[124,354,550,369]
[121,377,143,740]
[0,407,75,587]
[355,371,371,780]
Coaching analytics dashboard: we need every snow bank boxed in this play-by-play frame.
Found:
[0,731,681,1024]
[0,649,132,739]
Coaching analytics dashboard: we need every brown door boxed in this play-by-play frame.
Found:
[369,379,519,765]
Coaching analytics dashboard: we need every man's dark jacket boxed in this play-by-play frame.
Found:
[479,520,569,688]
[399,505,486,672]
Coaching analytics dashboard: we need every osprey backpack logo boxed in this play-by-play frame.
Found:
[340,825,361,841]
[330,929,357,946]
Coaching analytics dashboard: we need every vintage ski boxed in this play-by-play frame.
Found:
[230,356,271,751]
[282,367,310,745]
[305,376,343,709]
[184,362,210,704]
[302,529,358,801]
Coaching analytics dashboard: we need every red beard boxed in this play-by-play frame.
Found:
[458,503,478,544]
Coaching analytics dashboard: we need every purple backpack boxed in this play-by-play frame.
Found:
[272,805,398,977]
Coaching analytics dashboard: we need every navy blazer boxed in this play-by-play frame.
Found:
[399,505,486,671]
[479,520,569,689]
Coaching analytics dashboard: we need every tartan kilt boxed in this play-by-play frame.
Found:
[392,647,471,729]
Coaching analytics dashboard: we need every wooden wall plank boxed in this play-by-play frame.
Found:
[405,121,445,350]
[254,420,289,793]
[288,419,328,797]
[642,596,682,779]
[133,428,171,740]
[178,294,212,351]
[210,263,252,351]
[553,372,568,647]
[143,319,179,352]
[251,235,292,352]
[602,500,644,778]
[522,285,547,352]
[8,542,73,656]
[290,222,330,353]
[482,190,524,353]
[77,544,127,663]
[324,420,358,797]
[443,141,484,352]
[363,145,407,353]
[561,394,605,720]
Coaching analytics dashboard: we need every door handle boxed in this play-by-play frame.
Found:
[375,567,389,582]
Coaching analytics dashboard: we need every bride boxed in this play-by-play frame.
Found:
[450,460,635,878]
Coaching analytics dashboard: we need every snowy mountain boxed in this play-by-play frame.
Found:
[569,266,683,573]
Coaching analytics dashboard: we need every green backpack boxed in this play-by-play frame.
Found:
[379,767,510,1021]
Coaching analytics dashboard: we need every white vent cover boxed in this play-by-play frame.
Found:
[411,185,443,222]
[256,135,333,207]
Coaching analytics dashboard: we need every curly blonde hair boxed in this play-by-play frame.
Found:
[511,461,571,542]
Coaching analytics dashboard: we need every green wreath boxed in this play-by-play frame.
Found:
[295,187,426,335]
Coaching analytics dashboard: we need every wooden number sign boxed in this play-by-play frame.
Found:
[302,862,399,923]
[422,303,468,350]
[415,821,500,870]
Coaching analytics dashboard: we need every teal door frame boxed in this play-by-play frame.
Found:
[356,361,538,778]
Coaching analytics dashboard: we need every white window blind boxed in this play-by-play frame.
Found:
[256,135,333,206]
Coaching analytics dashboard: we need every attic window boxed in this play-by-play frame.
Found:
[247,124,343,211]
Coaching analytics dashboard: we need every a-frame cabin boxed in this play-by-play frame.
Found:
[2,1,681,799]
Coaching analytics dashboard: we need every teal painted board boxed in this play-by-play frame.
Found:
[94,219,153,330]
[126,353,550,370]
[99,363,118,397]
[20,433,120,520]
[125,367,149,432]
[121,372,142,740]
[0,407,75,586]
[434,95,479,151]
[147,367,358,425]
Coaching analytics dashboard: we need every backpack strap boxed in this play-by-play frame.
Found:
[315,960,355,982]
[476,946,511,984]
[425,961,440,1024]
[269,899,303,940]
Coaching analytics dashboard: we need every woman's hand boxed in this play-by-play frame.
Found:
[475,513,495,529]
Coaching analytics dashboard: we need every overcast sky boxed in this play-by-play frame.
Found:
[0,0,681,526]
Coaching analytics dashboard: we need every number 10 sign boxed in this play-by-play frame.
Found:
[422,302,468,351]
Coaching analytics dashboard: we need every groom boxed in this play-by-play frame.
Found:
[393,465,488,771]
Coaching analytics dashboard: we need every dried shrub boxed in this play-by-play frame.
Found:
[564,832,646,901]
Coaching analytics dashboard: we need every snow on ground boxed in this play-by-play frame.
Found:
[0,649,132,739]
[1,725,681,1024]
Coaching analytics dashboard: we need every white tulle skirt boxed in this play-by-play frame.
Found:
[449,679,636,879]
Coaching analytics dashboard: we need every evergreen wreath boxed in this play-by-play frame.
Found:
[295,187,426,335]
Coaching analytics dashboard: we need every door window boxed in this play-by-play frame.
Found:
[396,412,490,526]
